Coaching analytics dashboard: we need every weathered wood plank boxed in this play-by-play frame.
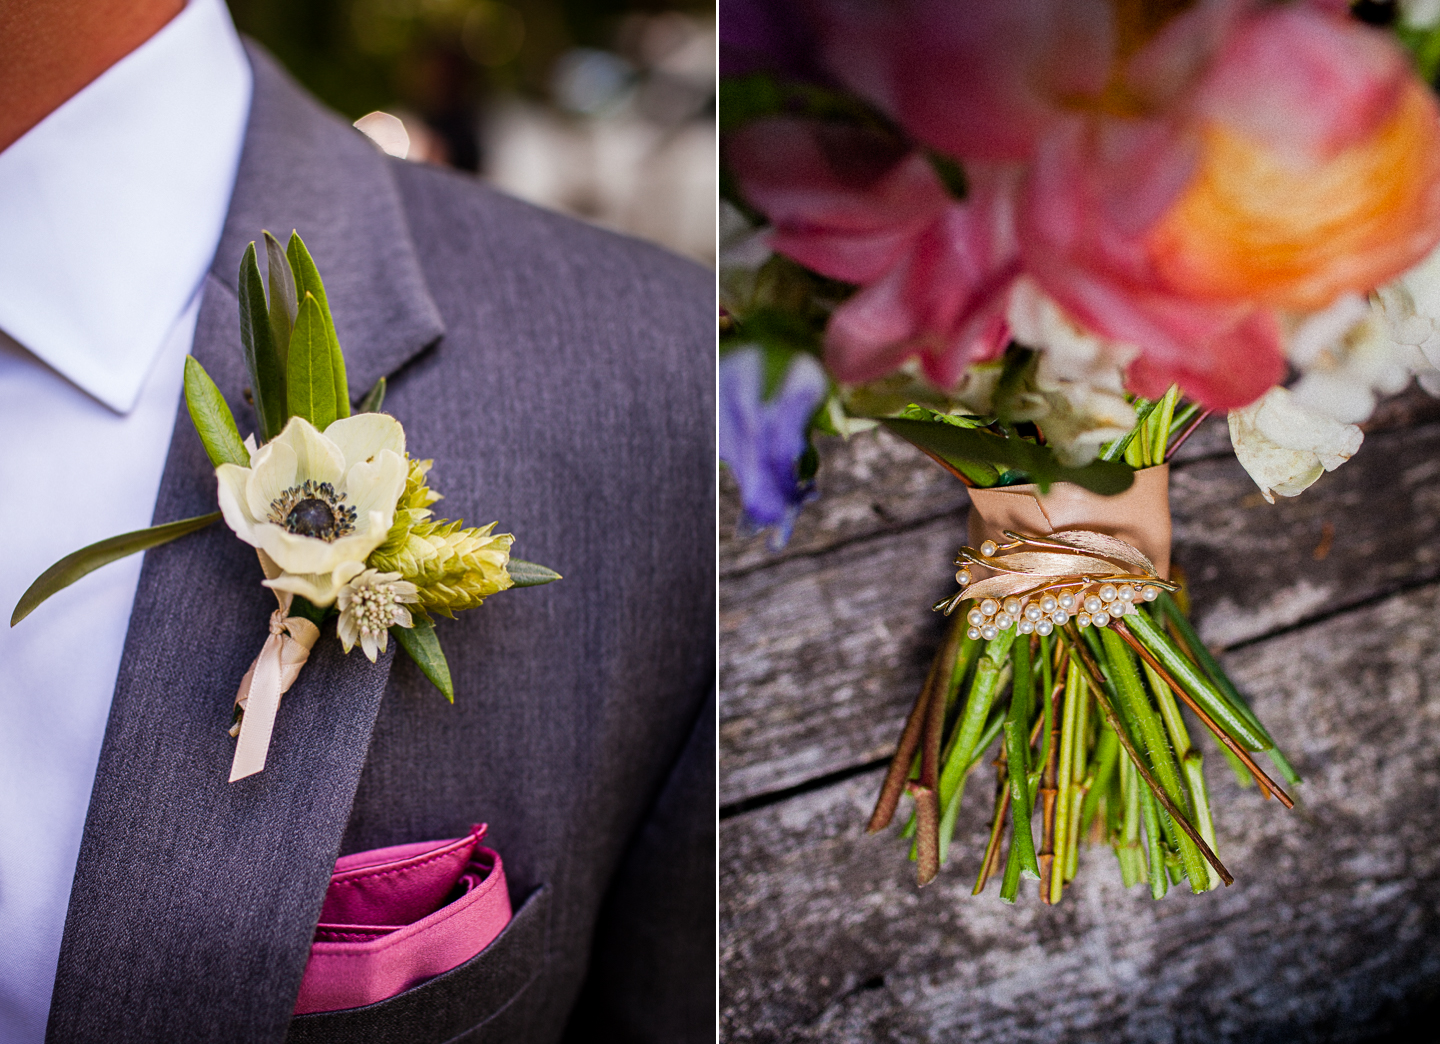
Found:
[720,516,960,807]
[721,422,1440,806]
[721,583,1440,1042]
[720,426,971,578]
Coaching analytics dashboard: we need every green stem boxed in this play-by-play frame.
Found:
[1183,751,1223,892]
[1049,660,1083,903]
[1144,659,1192,761]
[1156,593,1298,784]
[1137,783,1169,900]
[1117,753,1145,888]
[1148,385,1179,466]
[1078,724,1119,846]
[1126,609,1271,752]
[1100,397,1159,462]
[1099,627,1210,892]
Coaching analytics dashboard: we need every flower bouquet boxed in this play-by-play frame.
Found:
[720,0,1440,901]
[13,231,559,780]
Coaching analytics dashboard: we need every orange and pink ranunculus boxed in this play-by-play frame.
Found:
[726,0,1440,411]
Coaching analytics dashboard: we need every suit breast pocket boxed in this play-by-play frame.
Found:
[285,884,549,1044]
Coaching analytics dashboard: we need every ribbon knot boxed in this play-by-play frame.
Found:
[229,605,322,782]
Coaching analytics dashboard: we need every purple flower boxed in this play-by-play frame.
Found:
[720,347,828,548]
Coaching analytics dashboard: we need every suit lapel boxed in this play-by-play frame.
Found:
[47,44,444,1044]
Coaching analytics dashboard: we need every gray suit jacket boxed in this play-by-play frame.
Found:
[44,44,714,1044]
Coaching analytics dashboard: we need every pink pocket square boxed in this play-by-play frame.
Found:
[294,823,512,1015]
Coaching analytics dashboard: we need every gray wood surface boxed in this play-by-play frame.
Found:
[720,392,1440,1042]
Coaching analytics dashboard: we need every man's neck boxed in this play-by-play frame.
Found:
[0,0,185,153]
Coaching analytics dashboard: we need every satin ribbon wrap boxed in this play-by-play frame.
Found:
[965,464,1172,579]
[229,601,321,782]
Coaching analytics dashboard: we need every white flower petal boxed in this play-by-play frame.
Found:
[265,559,365,607]
[337,609,359,653]
[324,413,406,467]
[328,516,392,561]
[343,450,407,525]
[273,416,345,487]
[1229,386,1362,504]
[217,464,261,546]
[245,439,298,523]
[255,522,350,575]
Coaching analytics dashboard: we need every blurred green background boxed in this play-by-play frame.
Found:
[225,0,716,262]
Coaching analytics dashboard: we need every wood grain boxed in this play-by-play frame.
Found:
[722,584,1440,1042]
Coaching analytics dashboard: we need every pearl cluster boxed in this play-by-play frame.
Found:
[963,581,1160,642]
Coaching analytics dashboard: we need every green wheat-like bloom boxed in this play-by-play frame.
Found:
[368,458,514,615]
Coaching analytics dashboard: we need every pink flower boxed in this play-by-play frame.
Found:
[726,118,1019,386]
[727,0,1440,411]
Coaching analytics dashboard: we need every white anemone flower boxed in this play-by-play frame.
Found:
[336,569,419,661]
[217,414,409,606]
[1229,386,1363,504]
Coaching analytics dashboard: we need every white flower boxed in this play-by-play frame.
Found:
[1371,244,1440,398]
[216,414,408,606]
[1228,386,1363,504]
[1287,294,1418,425]
[719,200,773,317]
[336,569,419,661]
[1005,278,1140,466]
[1401,0,1440,30]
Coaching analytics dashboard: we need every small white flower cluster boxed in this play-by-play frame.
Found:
[962,574,1161,642]
[337,569,420,662]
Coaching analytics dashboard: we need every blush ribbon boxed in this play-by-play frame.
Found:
[228,592,320,782]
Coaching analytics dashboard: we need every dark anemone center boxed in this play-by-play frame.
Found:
[286,498,336,538]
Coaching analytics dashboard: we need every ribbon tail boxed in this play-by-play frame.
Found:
[230,633,287,782]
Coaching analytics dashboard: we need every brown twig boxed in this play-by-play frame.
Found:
[868,657,938,834]
[914,632,952,885]
[1059,626,1235,887]
[1110,620,1293,809]
[973,761,1012,896]
[1164,408,1213,461]
[1036,679,1064,903]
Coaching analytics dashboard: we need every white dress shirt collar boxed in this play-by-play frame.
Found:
[0,0,252,413]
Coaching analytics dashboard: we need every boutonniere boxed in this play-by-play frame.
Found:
[12,231,559,781]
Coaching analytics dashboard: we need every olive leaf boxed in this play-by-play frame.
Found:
[288,294,340,431]
[286,231,350,417]
[391,614,454,702]
[263,229,297,370]
[238,242,287,441]
[507,558,562,587]
[357,376,387,414]
[11,513,222,627]
[882,417,1134,495]
[183,357,248,468]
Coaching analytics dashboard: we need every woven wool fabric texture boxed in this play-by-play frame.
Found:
[45,42,715,1044]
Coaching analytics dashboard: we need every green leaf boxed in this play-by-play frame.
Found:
[238,242,288,441]
[288,293,339,430]
[392,615,454,702]
[11,513,222,627]
[263,230,297,371]
[507,558,562,587]
[357,376,387,414]
[183,357,249,468]
[286,231,350,417]
[881,417,1135,495]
